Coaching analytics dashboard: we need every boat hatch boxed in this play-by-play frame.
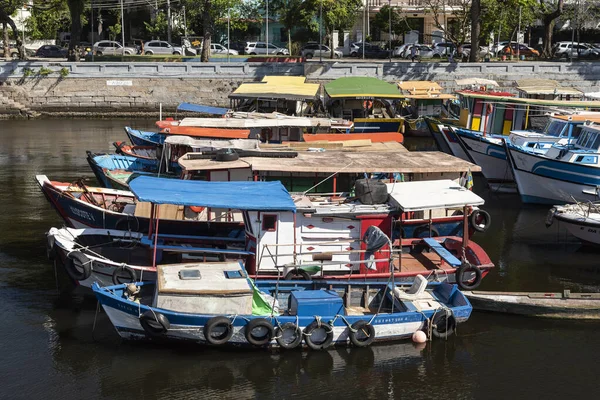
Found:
[386,180,484,212]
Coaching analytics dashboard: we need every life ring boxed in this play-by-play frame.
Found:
[139,310,170,337]
[274,322,303,349]
[284,269,312,281]
[412,225,440,238]
[348,320,375,347]
[244,318,274,346]
[189,206,205,213]
[470,209,491,233]
[363,100,373,109]
[431,311,456,339]
[215,148,239,162]
[303,320,334,350]
[545,207,557,227]
[112,265,137,285]
[203,316,234,345]
[455,262,483,290]
[65,251,93,281]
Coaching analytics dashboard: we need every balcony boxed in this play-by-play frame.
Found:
[367,0,466,7]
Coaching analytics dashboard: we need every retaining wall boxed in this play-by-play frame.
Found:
[1,61,599,117]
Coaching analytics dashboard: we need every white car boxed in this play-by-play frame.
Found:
[300,43,342,59]
[93,41,136,56]
[144,40,184,55]
[211,43,238,55]
[244,42,289,55]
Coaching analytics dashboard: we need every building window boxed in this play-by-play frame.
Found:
[262,214,278,232]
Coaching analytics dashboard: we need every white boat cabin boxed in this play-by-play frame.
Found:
[545,124,600,165]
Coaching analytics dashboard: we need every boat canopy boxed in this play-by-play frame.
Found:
[163,136,260,150]
[455,78,499,87]
[176,103,229,115]
[457,91,600,108]
[129,176,297,212]
[325,77,404,99]
[229,76,320,101]
[396,81,455,100]
[386,180,484,212]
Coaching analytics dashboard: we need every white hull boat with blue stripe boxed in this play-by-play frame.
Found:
[547,202,600,246]
[93,261,472,350]
[506,124,600,204]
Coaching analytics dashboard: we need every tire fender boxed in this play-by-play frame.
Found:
[284,269,312,281]
[303,320,334,350]
[348,320,375,347]
[274,322,303,349]
[203,316,234,345]
[470,209,491,233]
[455,262,483,290]
[244,318,274,346]
[412,225,440,238]
[65,251,92,281]
[431,311,456,339]
[139,310,170,336]
[112,265,137,285]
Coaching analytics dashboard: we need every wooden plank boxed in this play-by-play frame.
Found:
[422,238,462,267]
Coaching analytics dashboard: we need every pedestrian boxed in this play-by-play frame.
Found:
[410,45,418,62]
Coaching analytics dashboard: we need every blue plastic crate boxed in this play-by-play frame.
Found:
[289,290,345,317]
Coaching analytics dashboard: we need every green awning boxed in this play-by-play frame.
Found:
[325,77,404,99]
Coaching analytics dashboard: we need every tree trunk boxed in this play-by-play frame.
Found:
[201,0,212,62]
[469,0,481,62]
[3,24,9,61]
[0,10,25,59]
[540,0,564,59]
[67,0,84,61]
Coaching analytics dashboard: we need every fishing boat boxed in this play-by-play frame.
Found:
[125,127,167,147]
[93,265,473,349]
[36,175,244,235]
[506,124,600,204]
[114,141,157,161]
[125,126,252,147]
[396,81,456,136]
[546,202,600,246]
[50,177,493,289]
[463,290,600,319]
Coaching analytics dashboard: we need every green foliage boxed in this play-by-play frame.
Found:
[480,0,537,43]
[59,67,69,77]
[38,66,52,76]
[144,10,168,40]
[24,1,71,40]
[371,5,411,37]
[22,67,34,77]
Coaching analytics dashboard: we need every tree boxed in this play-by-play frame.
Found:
[371,5,412,42]
[470,0,481,61]
[423,0,471,47]
[144,11,168,40]
[25,0,71,41]
[66,0,84,61]
[272,0,304,54]
[0,0,25,59]
[537,0,564,58]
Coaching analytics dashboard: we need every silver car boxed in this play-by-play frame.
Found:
[211,43,238,55]
[144,40,184,55]
[300,43,342,59]
[404,44,434,59]
[93,40,136,56]
[244,42,289,55]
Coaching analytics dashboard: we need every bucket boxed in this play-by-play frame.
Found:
[501,55,506,61]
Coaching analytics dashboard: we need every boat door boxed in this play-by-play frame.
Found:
[256,211,295,271]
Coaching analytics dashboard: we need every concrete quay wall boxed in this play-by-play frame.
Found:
[0,61,599,117]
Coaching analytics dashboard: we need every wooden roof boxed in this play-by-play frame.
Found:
[179,149,480,174]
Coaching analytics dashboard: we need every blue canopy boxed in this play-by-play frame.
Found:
[129,176,296,212]
[176,102,229,115]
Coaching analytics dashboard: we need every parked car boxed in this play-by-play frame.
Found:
[93,41,136,56]
[210,43,238,55]
[0,44,19,59]
[355,45,390,59]
[491,41,510,56]
[35,45,68,58]
[500,43,540,58]
[221,40,246,55]
[553,41,599,60]
[300,43,342,59]
[244,42,289,55]
[432,42,456,58]
[404,44,434,59]
[458,43,489,59]
[393,43,413,58]
[350,42,375,57]
[144,40,185,55]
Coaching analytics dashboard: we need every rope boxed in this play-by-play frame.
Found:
[91,301,100,341]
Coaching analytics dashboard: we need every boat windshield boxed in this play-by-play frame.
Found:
[544,120,567,137]
[575,129,600,150]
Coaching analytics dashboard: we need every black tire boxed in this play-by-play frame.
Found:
[470,210,491,233]
[275,322,303,349]
[145,50,153,55]
[431,311,456,339]
[277,52,284,55]
[433,54,441,59]
[303,320,334,350]
[96,51,103,56]
[250,52,256,55]
[65,251,92,281]
[335,53,341,59]
[244,318,274,346]
[412,225,440,238]
[455,262,483,290]
[173,51,181,55]
[348,320,375,347]
[115,216,139,232]
[305,53,313,59]
[203,316,234,345]
[350,52,357,57]
[215,149,239,162]
[140,310,170,336]
[112,265,137,285]
[284,269,311,281]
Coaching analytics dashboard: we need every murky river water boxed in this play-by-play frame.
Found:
[1,119,599,400]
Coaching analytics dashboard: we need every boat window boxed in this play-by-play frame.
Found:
[545,121,566,136]
[571,125,584,139]
[592,134,600,150]
[262,214,277,232]
[575,155,598,164]
[576,130,590,147]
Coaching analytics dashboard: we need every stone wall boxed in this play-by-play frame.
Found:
[1,61,599,118]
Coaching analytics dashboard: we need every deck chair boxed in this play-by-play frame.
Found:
[393,274,428,301]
